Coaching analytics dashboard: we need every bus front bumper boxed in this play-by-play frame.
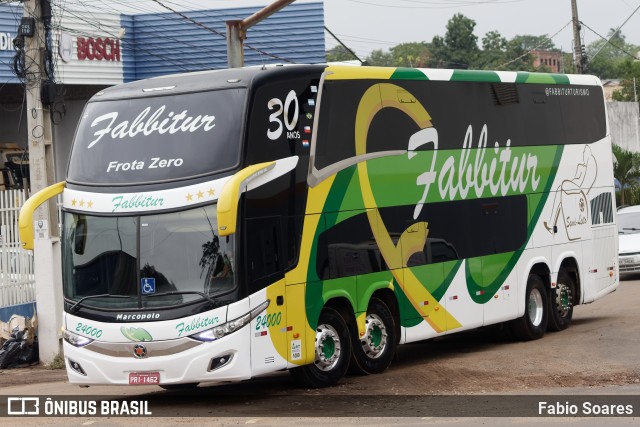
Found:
[63,327,252,386]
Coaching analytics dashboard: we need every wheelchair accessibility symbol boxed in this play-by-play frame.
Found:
[141,278,156,295]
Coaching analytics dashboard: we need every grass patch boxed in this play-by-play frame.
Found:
[47,353,65,370]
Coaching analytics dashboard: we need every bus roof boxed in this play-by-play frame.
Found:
[90,64,602,103]
[324,65,603,87]
[90,64,326,102]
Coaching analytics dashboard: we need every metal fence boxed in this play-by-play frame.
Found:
[0,189,35,308]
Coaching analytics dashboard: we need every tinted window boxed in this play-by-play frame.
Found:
[246,78,319,164]
[316,196,527,279]
[315,80,606,171]
[316,212,382,280]
[68,88,246,184]
[245,217,283,293]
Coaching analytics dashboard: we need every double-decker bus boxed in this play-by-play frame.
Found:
[20,65,618,388]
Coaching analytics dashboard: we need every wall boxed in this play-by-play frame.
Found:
[125,2,325,82]
[607,101,640,152]
[0,4,19,84]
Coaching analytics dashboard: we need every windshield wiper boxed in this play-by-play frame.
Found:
[143,291,217,307]
[69,294,137,313]
[623,227,640,231]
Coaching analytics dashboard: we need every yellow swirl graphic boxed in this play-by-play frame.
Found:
[354,83,461,333]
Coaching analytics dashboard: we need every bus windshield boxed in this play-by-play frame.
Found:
[62,204,235,309]
[67,88,246,185]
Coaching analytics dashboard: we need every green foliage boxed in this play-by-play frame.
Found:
[612,144,640,206]
[510,34,557,52]
[367,49,393,66]
[390,42,431,68]
[612,58,640,101]
[326,45,357,63]
[429,13,479,68]
[585,29,638,79]
[47,353,66,370]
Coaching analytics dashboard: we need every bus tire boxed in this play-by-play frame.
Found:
[547,270,575,332]
[290,307,351,388]
[511,274,548,341]
[350,297,397,375]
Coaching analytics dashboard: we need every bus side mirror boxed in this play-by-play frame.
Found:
[18,181,65,250]
[74,217,87,255]
[217,162,275,237]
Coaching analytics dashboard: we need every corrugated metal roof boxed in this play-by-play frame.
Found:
[0,4,20,84]
[1,2,326,86]
[125,2,325,82]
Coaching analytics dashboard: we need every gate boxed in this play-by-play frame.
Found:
[0,190,35,308]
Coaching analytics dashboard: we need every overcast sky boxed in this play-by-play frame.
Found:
[47,0,640,60]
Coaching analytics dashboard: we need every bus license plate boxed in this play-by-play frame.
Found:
[129,372,159,385]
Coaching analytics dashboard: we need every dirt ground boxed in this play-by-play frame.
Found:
[1,276,639,395]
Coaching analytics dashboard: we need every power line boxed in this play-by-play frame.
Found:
[148,0,295,64]
[587,3,640,64]
[324,25,365,64]
[581,21,639,62]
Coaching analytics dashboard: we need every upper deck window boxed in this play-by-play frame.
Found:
[67,88,246,185]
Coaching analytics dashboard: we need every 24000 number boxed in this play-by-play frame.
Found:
[255,312,282,331]
[75,322,103,338]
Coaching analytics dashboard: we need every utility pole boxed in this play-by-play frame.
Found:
[226,0,296,68]
[21,0,63,364]
[571,0,584,73]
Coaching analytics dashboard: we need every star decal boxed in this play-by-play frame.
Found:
[71,199,77,207]
[87,201,94,208]
[79,200,85,207]
[197,190,204,199]
[208,188,215,196]
[186,193,193,201]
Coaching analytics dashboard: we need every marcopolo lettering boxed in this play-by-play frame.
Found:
[77,36,121,61]
[116,313,161,321]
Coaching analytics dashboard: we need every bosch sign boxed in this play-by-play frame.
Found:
[77,37,121,61]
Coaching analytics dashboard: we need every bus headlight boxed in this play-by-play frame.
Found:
[63,329,94,347]
[190,300,270,342]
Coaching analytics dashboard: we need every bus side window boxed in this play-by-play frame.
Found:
[246,217,283,294]
[316,212,381,280]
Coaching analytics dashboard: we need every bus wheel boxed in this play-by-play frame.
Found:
[290,307,351,388]
[350,297,397,375]
[511,274,548,341]
[547,270,575,332]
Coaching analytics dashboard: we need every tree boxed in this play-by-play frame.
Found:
[365,42,430,68]
[476,30,507,69]
[585,29,637,79]
[612,144,640,206]
[367,48,393,66]
[510,35,557,52]
[612,58,640,102]
[326,45,356,63]
[389,42,431,68]
[430,13,479,69]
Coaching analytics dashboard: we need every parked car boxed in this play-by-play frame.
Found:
[617,205,640,273]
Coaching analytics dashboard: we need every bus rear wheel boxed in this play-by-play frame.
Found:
[350,297,397,375]
[290,307,351,388]
[511,274,548,341]
[547,270,575,332]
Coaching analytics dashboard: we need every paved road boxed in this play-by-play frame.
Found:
[1,276,639,425]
